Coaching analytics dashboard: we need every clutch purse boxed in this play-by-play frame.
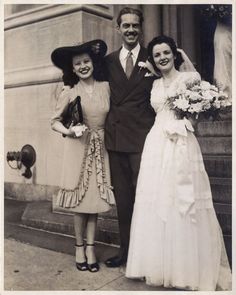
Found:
[61,96,83,136]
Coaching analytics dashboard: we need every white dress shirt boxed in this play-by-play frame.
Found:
[119,43,141,72]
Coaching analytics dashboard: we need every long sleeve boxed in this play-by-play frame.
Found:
[51,86,73,127]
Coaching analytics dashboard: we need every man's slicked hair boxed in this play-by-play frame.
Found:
[116,7,144,27]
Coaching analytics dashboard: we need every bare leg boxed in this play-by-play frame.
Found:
[74,213,88,263]
[85,214,99,271]
[86,213,97,245]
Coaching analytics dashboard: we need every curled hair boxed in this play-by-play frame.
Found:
[117,7,144,26]
[62,52,106,88]
[147,35,184,73]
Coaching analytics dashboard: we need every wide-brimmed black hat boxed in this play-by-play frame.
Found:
[51,39,107,70]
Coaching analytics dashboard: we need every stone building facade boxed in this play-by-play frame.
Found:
[4,4,232,263]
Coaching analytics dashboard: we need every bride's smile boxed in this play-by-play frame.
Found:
[159,58,169,66]
[152,43,175,73]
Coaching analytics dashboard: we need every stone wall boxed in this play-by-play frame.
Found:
[4,4,114,200]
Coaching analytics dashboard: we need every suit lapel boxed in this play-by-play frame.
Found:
[111,47,148,83]
[128,46,148,84]
[109,47,151,104]
[121,47,150,100]
[112,49,128,83]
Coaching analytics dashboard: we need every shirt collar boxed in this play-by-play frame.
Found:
[120,43,140,61]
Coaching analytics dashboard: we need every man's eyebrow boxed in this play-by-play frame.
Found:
[122,22,140,25]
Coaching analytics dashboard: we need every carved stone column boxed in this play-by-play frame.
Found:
[142,5,161,46]
[162,5,178,41]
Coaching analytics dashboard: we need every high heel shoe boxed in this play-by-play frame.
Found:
[75,244,88,271]
[86,243,99,273]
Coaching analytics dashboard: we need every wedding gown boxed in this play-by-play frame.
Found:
[126,72,232,291]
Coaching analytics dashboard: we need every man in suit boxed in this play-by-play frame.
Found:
[104,7,156,267]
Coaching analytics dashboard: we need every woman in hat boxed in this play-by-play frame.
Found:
[51,40,115,273]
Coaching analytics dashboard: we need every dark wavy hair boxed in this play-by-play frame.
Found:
[62,52,106,88]
[147,35,184,73]
[116,7,144,27]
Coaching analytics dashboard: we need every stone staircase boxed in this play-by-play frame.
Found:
[21,201,120,246]
[5,117,232,265]
[196,118,232,265]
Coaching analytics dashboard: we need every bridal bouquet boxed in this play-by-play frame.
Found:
[166,79,231,119]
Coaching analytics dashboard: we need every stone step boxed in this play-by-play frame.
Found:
[22,201,75,235]
[5,198,231,267]
[196,120,232,137]
[210,177,232,204]
[197,137,231,155]
[5,223,118,261]
[21,201,120,245]
[203,155,232,178]
[213,201,232,265]
[214,203,232,234]
[222,234,232,268]
[21,194,231,237]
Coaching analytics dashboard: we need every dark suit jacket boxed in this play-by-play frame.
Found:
[104,46,156,153]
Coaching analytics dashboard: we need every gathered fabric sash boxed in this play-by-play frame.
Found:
[161,118,196,222]
[57,128,115,208]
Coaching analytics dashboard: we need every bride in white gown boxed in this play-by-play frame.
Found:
[125,35,232,291]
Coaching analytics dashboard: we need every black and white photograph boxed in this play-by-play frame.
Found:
[1,1,234,293]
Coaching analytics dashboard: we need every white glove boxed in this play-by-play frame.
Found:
[71,124,88,137]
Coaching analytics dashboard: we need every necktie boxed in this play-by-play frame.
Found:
[125,51,133,79]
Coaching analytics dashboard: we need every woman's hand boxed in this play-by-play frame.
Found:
[70,124,88,137]
[65,124,77,137]
[51,121,75,137]
[51,121,87,138]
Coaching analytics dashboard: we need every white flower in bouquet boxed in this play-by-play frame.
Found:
[188,102,204,114]
[202,90,215,101]
[220,99,231,108]
[218,90,228,99]
[166,76,231,119]
[186,90,202,102]
[208,89,219,99]
[210,84,218,92]
[219,100,227,108]
[185,76,201,86]
[202,101,211,110]
[172,95,190,111]
[212,90,229,109]
[200,80,211,91]
[212,98,222,109]
[190,84,201,92]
